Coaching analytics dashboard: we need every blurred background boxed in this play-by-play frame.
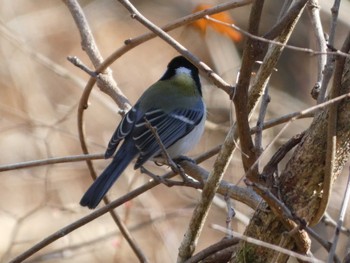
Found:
[0,0,350,262]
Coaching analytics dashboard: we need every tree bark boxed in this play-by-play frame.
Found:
[231,57,350,263]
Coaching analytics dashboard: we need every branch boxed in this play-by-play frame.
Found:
[247,0,308,131]
[244,0,309,186]
[9,89,350,262]
[307,0,327,100]
[328,168,350,262]
[180,161,261,210]
[254,86,270,156]
[232,0,265,174]
[99,0,253,92]
[205,15,350,59]
[275,36,350,260]
[0,153,104,172]
[261,132,305,186]
[63,0,130,109]
[314,32,350,225]
[8,143,256,263]
[63,1,148,261]
[9,175,164,263]
[184,238,239,263]
[117,0,234,96]
[3,91,349,173]
[316,0,342,103]
[264,0,309,41]
[212,225,323,263]
[71,2,255,190]
[176,1,269,261]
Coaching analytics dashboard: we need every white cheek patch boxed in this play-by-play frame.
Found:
[176,67,192,76]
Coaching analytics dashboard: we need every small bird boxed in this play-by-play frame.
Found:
[80,56,206,209]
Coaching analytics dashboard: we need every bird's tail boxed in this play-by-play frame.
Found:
[80,144,137,209]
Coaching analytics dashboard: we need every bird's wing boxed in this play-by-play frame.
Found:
[104,107,138,158]
[133,103,204,168]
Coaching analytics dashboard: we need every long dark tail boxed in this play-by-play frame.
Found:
[80,143,137,209]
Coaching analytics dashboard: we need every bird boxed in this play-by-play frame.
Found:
[80,56,206,209]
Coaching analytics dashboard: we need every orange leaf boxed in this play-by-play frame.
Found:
[191,4,242,42]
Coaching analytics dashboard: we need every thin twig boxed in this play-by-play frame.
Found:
[0,20,85,89]
[248,0,308,182]
[143,118,179,170]
[251,88,350,132]
[67,56,98,78]
[0,20,120,115]
[322,213,350,235]
[99,0,253,94]
[211,225,323,263]
[244,180,306,228]
[0,153,104,172]
[177,126,238,262]
[254,85,270,156]
[63,0,103,67]
[9,175,164,263]
[277,0,294,21]
[205,15,350,59]
[63,0,130,109]
[224,194,235,239]
[247,0,308,113]
[261,132,305,187]
[307,0,327,100]
[180,160,261,210]
[117,0,234,96]
[236,0,308,184]
[261,90,350,134]
[328,168,350,262]
[317,0,342,103]
[25,209,186,263]
[183,238,239,263]
[264,0,308,41]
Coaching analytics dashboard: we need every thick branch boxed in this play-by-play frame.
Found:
[233,0,265,173]
[280,34,350,226]
[234,43,350,263]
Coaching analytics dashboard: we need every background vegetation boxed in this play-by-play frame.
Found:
[1,0,350,262]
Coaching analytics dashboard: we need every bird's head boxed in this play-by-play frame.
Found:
[159,56,202,96]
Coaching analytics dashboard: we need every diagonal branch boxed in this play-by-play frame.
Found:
[63,1,147,262]
[117,0,234,96]
[307,0,327,100]
[327,168,350,262]
[8,146,257,263]
[316,0,342,103]
[233,0,265,175]
[313,32,350,225]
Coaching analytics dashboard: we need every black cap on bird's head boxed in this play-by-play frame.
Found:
[160,56,202,95]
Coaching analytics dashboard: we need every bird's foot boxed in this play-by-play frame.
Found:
[140,164,200,188]
[168,159,201,188]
